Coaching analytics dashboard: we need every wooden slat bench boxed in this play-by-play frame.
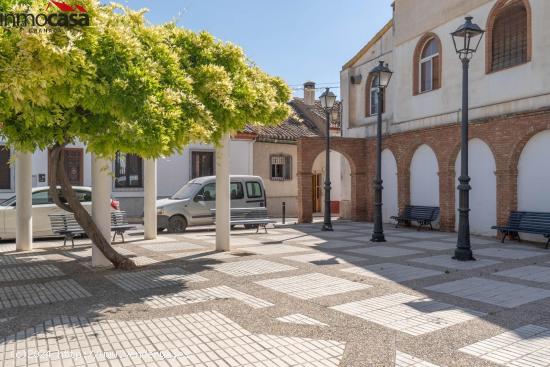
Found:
[111,211,136,243]
[49,213,85,248]
[211,207,275,233]
[391,205,440,230]
[492,211,550,248]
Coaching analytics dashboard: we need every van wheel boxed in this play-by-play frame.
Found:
[168,215,187,233]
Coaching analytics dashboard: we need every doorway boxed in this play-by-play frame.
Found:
[48,148,84,186]
[312,173,322,213]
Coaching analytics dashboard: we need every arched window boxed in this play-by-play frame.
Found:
[487,0,531,73]
[413,34,442,95]
[365,74,385,117]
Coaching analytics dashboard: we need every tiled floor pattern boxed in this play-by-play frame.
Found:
[242,244,310,255]
[331,293,485,336]
[412,255,500,270]
[283,252,366,265]
[276,314,328,326]
[341,263,443,283]
[144,285,274,309]
[474,247,545,259]
[460,324,550,367]
[425,277,550,308]
[139,242,205,252]
[0,265,64,282]
[0,311,345,366]
[395,351,441,367]
[207,259,296,277]
[256,273,371,300]
[346,246,423,258]
[495,265,550,284]
[0,280,91,309]
[168,251,239,261]
[105,267,208,291]
[0,255,46,265]
[398,241,458,251]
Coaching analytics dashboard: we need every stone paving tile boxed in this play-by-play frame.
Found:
[207,259,296,277]
[441,237,499,246]
[105,267,208,291]
[144,285,274,309]
[0,311,345,367]
[411,255,500,270]
[284,236,327,246]
[131,256,160,267]
[0,280,91,310]
[167,251,239,261]
[331,293,485,336]
[495,265,550,284]
[398,241,458,251]
[348,235,407,243]
[139,242,205,252]
[276,313,328,326]
[393,231,452,240]
[460,324,550,367]
[315,240,365,249]
[474,247,546,260]
[283,252,367,265]
[0,265,64,282]
[242,244,310,255]
[256,273,371,300]
[341,263,444,283]
[0,254,47,265]
[395,351,441,367]
[425,277,550,308]
[346,246,423,258]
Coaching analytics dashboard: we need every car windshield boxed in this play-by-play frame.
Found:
[0,195,16,206]
[171,182,202,200]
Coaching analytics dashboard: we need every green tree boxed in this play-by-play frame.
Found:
[0,0,291,269]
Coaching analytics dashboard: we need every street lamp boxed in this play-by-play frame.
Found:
[451,16,484,261]
[319,87,337,231]
[369,61,392,242]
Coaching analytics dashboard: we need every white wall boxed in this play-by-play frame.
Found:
[518,130,550,212]
[410,144,439,206]
[454,139,496,236]
[382,149,399,222]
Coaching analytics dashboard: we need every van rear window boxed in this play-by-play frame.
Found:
[246,181,263,199]
[231,182,244,200]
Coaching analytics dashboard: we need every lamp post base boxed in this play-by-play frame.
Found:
[322,223,333,232]
[370,234,386,243]
[453,248,476,261]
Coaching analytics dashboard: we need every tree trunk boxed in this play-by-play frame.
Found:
[49,144,136,270]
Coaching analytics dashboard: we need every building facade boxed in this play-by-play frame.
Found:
[334,0,550,237]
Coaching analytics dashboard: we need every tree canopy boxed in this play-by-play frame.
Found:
[0,0,291,158]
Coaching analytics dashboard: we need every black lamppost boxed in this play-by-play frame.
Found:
[451,16,484,261]
[319,88,337,231]
[370,61,393,242]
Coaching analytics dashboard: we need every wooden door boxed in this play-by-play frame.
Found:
[312,174,322,213]
[49,148,84,186]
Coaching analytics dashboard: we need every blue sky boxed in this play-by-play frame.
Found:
[119,0,394,97]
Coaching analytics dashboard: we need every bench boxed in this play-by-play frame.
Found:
[111,211,136,243]
[391,205,440,230]
[492,211,550,248]
[211,207,275,233]
[49,213,85,248]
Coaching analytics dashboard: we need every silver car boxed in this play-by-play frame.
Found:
[157,175,267,233]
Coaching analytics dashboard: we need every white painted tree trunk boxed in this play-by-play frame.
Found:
[144,159,157,240]
[216,134,231,251]
[91,155,112,267]
[16,152,32,251]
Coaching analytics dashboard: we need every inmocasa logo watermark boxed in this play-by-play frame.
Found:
[0,1,90,29]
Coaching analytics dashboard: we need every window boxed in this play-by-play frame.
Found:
[270,155,292,181]
[191,151,214,179]
[196,183,216,201]
[32,191,51,205]
[47,148,83,186]
[365,75,385,117]
[413,34,442,95]
[230,182,244,200]
[246,181,263,199]
[74,189,92,202]
[488,0,529,72]
[115,153,143,188]
[0,145,11,190]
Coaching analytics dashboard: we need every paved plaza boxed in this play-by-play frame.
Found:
[2,222,550,366]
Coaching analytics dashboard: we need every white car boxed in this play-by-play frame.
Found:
[0,186,120,240]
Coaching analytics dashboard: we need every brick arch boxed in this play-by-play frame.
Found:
[508,127,550,174]
[412,32,443,96]
[485,0,532,74]
[297,137,368,223]
[444,137,499,173]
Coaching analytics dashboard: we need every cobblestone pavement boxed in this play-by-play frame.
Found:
[2,221,550,366]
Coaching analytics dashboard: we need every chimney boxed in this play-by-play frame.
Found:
[303,81,316,105]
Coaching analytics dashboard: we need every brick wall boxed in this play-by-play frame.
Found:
[298,109,550,233]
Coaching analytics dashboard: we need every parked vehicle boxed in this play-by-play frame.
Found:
[0,186,120,240]
[156,175,267,233]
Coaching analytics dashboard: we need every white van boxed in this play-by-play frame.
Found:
[156,175,267,233]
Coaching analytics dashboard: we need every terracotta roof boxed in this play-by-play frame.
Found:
[244,97,341,143]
